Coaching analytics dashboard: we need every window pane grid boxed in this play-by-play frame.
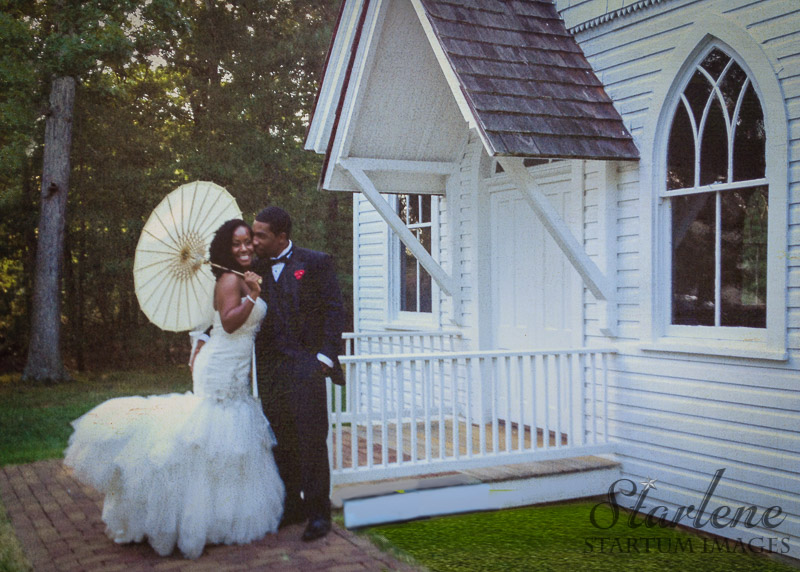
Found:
[661,178,768,198]
[397,194,433,314]
[667,47,767,329]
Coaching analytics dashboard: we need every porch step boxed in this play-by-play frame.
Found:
[334,455,621,528]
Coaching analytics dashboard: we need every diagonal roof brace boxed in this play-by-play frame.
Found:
[340,158,456,297]
[497,157,614,305]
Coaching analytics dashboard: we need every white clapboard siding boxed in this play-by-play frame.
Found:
[581,161,604,342]
[614,164,642,341]
[565,0,800,558]
[438,189,451,326]
[452,134,481,344]
[354,194,388,329]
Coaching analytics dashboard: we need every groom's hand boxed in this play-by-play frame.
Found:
[316,352,334,375]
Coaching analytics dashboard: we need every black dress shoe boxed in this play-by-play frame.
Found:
[301,517,331,541]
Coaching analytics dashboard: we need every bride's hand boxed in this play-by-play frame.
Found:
[244,271,261,299]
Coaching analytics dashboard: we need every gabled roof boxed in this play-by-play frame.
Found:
[305,0,639,173]
[417,0,639,160]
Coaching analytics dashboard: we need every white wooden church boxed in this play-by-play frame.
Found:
[304,0,799,559]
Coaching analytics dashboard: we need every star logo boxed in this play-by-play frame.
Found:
[640,477,658,491]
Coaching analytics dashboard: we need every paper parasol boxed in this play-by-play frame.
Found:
[133,181,242,332]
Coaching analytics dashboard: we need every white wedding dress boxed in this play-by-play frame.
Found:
[64,297,284,559]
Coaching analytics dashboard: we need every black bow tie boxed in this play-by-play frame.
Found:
[269,253,291,266]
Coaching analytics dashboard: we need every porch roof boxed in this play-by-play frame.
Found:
[417,0,639,160]
[305,0,640,168]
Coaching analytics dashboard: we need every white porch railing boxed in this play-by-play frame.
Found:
[343,330,463,356]
[327,343,615,485]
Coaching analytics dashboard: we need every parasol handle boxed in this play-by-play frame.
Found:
[206,261,263,284]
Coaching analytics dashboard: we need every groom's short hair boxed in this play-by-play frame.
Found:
[256,206,292,238]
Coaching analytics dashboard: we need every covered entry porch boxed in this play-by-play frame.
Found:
[326,330,619,526]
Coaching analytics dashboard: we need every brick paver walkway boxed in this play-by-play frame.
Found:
[0,460,422,572]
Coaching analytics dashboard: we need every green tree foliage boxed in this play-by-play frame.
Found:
[161,0,349,253]
[0,2,41,370]
[0,0,349,374]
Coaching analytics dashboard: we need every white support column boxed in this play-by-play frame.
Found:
[340,159,456,297]
[498,157,614,305]
[595,161,619,338]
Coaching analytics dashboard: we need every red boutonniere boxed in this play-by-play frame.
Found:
[294,269,305,280]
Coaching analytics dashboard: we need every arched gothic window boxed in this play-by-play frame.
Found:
[666,48,767,329]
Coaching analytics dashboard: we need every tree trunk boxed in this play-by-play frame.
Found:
[22,76,76,383]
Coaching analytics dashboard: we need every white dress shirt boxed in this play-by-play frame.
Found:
[270,240,293,281]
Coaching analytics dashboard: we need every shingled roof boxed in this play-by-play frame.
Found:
[417,0,639,160]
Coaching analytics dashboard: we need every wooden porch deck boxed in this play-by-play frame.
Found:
[330,419,570,471]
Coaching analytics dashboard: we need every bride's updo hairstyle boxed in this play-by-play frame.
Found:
[209,218,251,279]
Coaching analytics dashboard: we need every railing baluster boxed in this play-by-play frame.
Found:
[380,361,388,467]
[542,354,550,450]
[602,352,609,444]
[335,381,343,470]
[555,354,563,449]
[366,362,374,468]
[340,361,350,469]
[395,360,404,465]
[531,354,539,451]
[410,358,418,463]
[517,355,525,451]
[424,358,432,464]
[453,358,462,460]
[351,359,361,470]
[566,353,574,447]
[579,352,587,447]
[491,356,499,455]
[504,356,511,454]
[466,357,475,458]
[439,358,447,460]
[477,357,485,456]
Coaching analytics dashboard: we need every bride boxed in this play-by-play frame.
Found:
[64,219,284,559]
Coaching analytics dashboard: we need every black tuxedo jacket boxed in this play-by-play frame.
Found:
[254,246,345,385]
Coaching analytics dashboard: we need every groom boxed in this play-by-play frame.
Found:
[251,206,345,542]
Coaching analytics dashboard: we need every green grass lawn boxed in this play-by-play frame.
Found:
[0,368,192,466]
[364,501,798,571]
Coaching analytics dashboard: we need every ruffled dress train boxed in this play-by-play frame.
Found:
[64,297,284,559]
